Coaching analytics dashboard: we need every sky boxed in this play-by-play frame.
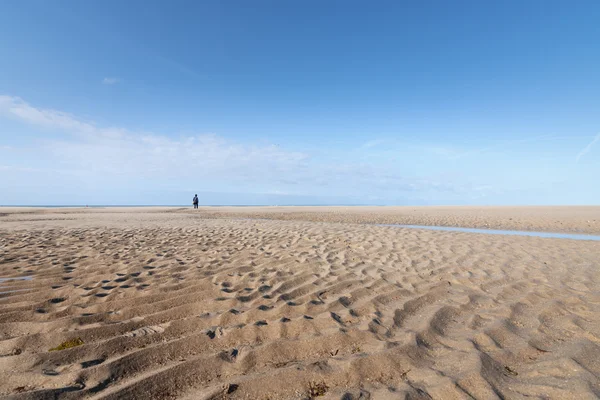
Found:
[1,0,599,206]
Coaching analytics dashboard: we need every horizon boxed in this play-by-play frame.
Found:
[2,204,599,208]
[2,1,599,206]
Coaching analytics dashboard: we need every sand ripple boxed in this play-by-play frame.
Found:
[1,212,599,399]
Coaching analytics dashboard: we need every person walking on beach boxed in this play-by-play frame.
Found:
[192,194,199,209]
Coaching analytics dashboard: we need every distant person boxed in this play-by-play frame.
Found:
[192,194,199,209]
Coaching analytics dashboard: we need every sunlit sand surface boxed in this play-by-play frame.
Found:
[1,207,599,399]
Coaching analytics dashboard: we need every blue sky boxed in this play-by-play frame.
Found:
[1,0,599,205]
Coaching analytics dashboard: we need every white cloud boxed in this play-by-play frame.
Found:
[0,95,127,139]
[0,95,308,182]
[575,133,600,163]
[0,94,496,204]
[102,77,120,85]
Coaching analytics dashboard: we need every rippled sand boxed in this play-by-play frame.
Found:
[1,208,599,399]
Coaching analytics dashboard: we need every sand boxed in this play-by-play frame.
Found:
[1,207,599,399]
[3,205,598,234]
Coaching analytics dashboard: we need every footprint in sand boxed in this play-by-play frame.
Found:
[207,326,225,339]
[81,358,106,368]
[49,297,66,304]
[124,325,166,338]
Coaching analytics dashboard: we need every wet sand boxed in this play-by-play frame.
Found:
[196,205,600,235]
[1,207,599,399]
[3,205,599,234]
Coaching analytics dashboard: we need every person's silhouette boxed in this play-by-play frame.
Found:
[192,194,199,209]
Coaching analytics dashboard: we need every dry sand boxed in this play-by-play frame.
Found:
[1,207,599,399]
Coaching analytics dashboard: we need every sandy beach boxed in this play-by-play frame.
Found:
[1,207,599,399]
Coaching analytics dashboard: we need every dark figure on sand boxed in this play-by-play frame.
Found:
[193,194,199,209]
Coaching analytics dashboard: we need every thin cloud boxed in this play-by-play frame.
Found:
[0,95,126,138]
[360,135,571,161]
[575,133,600,163]
[361,139,387,149]
[0,94,492,203]
[102,77,120,85]
[0,165,46,172]
[156,55,203,80]
[447,134,559,160]
[0,95,308,180]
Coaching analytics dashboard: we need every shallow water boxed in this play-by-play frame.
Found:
[0,288,33,295]
[0,276,34,295]
[380,224,600,241]
[0,275,33,284]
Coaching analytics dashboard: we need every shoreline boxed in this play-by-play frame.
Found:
[2,205,599,235]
